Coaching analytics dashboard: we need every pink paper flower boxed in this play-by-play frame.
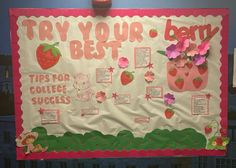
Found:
[193,55,206,66]
[164,93,175,105]
[176,38,190,52]
[118,57,129,68]
[198,41,210,55]
[165,44,180,59]
[186,43,198,57]
[144,71,155,83]
[96,91,106,103]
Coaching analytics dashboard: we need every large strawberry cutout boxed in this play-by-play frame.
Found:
[36,42,61,70]
[120,71,134,85]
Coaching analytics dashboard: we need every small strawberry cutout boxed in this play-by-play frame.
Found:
[164,108,174,119]
[193,77,203,88]
[185,62,193,69]
[198,63,208,75]
[120,71,134,85]
[168,68,177,77]
[204,125,212,134]
[175,77,184,89]
[149,29,158,38]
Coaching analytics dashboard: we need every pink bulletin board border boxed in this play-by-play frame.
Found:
[9,8,229,160]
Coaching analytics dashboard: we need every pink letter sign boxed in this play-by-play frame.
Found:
[10,8,229,160]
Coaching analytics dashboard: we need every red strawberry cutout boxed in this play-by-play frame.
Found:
[120,71,134,85]
[185,62,193,69]
[204,125,212,134]
[215,137,223,146]
[175,78,184,89]
[168,68,177,77]
[220,128,227,137]
[149,29,158,38]
[36,42,61,70]
[164,108,174,119]
[193,77,203,88]
[198,63,208,75]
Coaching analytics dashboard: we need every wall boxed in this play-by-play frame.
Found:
[0,0,236,54]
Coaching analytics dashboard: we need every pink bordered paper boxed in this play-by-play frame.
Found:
[10,8,228,160]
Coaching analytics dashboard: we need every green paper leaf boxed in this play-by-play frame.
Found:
[54,48,62,57]
[205,50,210,58]
[51,48,57,57]
[157,50,166,56]
[43,45,52,52]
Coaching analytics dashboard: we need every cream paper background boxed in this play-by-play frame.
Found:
[17,15,222,137]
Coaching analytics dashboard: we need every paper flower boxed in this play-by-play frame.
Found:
[118,57,129,68]
[193,55,206,66]
[96,91,106,103]
[198,41,210,55]
[165,44,180,59]
[144,71,155,83]
[186,43,198,57]
[176,38,190,52]
[163,93,175,105]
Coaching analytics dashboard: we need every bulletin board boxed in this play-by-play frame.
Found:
[10,8,229,160]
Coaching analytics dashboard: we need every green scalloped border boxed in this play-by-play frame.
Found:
[31,127,207,151]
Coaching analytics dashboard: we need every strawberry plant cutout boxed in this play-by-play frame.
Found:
[36,42,61,70]
[120,71,134,85]
[205,120,230,150]
[193,77,203,88]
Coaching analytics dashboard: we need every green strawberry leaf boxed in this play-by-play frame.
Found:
[129,73,134,80]
[41,42,61,57]
[166,108,174,113]
[43,44,52,52]
[194,77,202,81]
[176,77,183,82]
[157,50,166,56]
[54,48,62,57]
[51,48,61,57]
[51,48,57,57]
